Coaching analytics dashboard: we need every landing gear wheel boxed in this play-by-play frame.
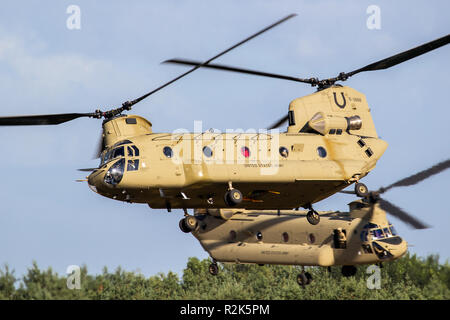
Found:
[355,182,369,198]
[305,272,313,284]
[224,189,243,207]
[179,216,198,233]
[209,263,219,276]
[297,272,310,287]
[341,265,357,277]
[306,210,320,225]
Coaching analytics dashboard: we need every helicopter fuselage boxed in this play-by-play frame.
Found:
[190,203,407,267]
[87,86,388,210]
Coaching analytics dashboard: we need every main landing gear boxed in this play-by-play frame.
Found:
[224,182,243,207]
[209,261,219,276]
[354,182,369,198]
[297,269,313,287]
[179,215,198,233]
[306,204,320,225]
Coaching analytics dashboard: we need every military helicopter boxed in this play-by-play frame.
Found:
[0,15,448,279]
[185,159,450,286]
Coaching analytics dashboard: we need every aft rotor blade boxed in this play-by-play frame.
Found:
[268,114,289,129]
[127,14,297,108]
[345,34,450,78]
[163,59,314,85]
[0,113,96,126]
[379,159,450,194]
[378,198,429,229]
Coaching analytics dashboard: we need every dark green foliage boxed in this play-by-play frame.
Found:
[0,253,448,300]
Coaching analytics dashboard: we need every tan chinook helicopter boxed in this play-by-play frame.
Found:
[0,14,449,284]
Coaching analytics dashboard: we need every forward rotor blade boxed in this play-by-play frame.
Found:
[345,34,450,78]
[378,198,429,229]
[78,168,97,172]
[93,130,105,159]
[379,159,450,193]
[127,14,297,108]
[0,113,96,126]
[163,59,314,85]
[267,114,289,129]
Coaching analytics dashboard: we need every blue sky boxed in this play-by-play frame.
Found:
[0,0,449,279]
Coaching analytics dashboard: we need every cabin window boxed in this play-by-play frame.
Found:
[317,146,327,158]
[256,231,263,241]
[279,147,289,158]
[336,129,343,135]
[383,227,392,237]
[163,146,173,158]
[309,233,316,244]
[127,146,133,157]
[203,146,213,158]
[282,232,289,242]
[229,230,237,241]
[329,129,336,135]
[241,146,251,158]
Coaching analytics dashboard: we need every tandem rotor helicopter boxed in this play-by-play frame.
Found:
[1,14,449,286]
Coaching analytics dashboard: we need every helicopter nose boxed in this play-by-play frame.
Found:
[392,237,408,258]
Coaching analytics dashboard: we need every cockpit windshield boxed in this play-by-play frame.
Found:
[100,142,140,167]
[361,223,399,242]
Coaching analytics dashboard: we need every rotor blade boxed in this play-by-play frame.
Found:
[0,113,96,126]
[267,114,289,129]
[93,130,105,159]
[339,190,356,195]
[378,198,429,229]
[126,14,297,108]
[163,59,314,85]
[379,159,450,193]
[78,168,97,172]
[345,34,450,78]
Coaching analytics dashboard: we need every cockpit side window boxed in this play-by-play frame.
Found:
[132,145,139,157]
[127,159,139,171]
[389,225,398,236]
[127,146,134,157]
[371,229,384,240]
[383,227,392,237]
[113,146,124,158]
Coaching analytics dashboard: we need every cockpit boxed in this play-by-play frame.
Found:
[360,222,398,242]
[100,140,140,168]
[101,140,141,186]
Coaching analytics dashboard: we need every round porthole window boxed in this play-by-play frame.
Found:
[163,146,173,158]
[279,146,289,158]
[317,146,327,158]
[229,230,237,241]
[309,233,316,244]
[203,146,213,158]
[282,232,289,242]
[241,146,251,158]
[256,231,263,241]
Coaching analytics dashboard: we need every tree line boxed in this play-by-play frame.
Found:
[0,252,448,299]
